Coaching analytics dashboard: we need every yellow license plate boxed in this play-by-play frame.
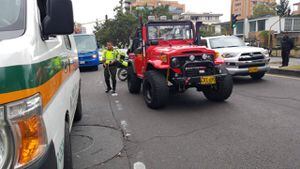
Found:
[248,67,259,73]
[200,76,216,85]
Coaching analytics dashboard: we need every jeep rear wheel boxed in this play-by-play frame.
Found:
[128,65,141,94]
[143,71,169,109]
[250,72,265,80]
[203,74,233,102]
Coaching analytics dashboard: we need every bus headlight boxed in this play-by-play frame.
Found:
[6,94,47,168]
[92,54,97,59]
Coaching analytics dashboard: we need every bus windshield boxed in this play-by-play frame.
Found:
[74,35,98,53]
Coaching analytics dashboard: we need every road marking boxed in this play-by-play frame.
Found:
[266,74,300,80]
[134,162,146,169]
[120,120,131,138]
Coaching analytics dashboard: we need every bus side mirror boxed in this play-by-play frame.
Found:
[195,22,202,46]
[42,0,74,36]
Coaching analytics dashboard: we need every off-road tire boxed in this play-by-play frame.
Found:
[128,65,141,94]
[64,121,73,169]
[203,74,233,102]
[74,91,82,122]
[143,71,169,109]
[250,72,265,80]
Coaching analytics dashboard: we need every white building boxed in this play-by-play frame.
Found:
[234,16,300,38]
[181,12,223,25]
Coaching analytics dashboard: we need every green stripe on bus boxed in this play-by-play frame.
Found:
[0,57,63,94]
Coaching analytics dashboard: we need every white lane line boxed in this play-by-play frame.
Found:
[120,120,131,138]
[266,74,300,80]
[134,162,146,169]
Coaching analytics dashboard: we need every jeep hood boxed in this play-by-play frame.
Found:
[149,45,214,56]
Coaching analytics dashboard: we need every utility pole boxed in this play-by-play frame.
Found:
[243,0,249,40]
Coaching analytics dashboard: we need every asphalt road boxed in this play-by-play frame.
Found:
[72,66,300,169]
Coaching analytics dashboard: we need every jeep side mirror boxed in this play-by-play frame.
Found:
[195,22,202,46]
[42,0,74,36]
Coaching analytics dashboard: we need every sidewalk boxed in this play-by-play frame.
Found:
[269,57,300,77]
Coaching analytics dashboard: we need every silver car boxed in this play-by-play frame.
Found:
[202,36,270,80]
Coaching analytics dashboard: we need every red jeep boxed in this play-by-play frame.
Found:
[127,20,233,109]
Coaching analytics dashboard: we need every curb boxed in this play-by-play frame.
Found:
[269,67,300,78]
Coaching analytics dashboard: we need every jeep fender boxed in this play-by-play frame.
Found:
[147,60,169,70]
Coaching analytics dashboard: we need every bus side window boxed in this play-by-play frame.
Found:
[200,39,208,47]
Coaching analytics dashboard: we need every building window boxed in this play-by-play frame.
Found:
[236,22,244,34]
[249,21,256,32]
[285,18,293,31]
[257,20,266,31]
[293,19,300,31]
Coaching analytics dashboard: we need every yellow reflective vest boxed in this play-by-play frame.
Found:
[102,49,119,64]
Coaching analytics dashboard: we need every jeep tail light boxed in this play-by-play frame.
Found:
[6,94,48,169]
[214,52,225,65]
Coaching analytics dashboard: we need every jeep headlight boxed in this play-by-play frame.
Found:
[202,54,214,61]
[171,57,181,68]
[6,94,48,169]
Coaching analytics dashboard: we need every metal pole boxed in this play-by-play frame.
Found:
[243,0,248,40]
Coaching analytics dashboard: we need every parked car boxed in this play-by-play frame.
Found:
[73,34,100,70]
[0,0,81,169]
[202,36,270,80]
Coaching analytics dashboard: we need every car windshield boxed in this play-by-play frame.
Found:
[148,23,193,41]
[74,35,98,53]
[0,0,26,40]
[209,36,246,49]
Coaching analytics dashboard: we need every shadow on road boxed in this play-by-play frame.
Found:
[233,76,267,85]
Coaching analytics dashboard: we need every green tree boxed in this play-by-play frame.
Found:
[94,3,172,48]
[252,3,276,18]
[275,0,291,32]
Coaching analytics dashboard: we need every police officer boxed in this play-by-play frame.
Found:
[102,41,119,93]
[280,32,294,67]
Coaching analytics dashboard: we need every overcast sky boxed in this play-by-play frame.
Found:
[72,0,299,32]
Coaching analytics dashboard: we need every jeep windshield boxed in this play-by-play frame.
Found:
[74,35,98,53]
[210,36,246,49]
[148,22,193,41]
[0,0,26,40]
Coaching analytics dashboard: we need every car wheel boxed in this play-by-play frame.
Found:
[143,71,169,109]
[250,72,265,80]
[127,65,141,94]
[64,121,73,169]
[118,68,128,81]
[203,74,233,102]
[74,91,82,122]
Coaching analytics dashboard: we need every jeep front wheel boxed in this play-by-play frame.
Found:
[127,65,141,94]
[143,71,169,109]
[203,75,233,102]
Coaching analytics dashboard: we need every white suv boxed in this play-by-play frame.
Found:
[202,36,270,80]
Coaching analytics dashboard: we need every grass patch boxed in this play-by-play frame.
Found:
[282,65,300,71]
